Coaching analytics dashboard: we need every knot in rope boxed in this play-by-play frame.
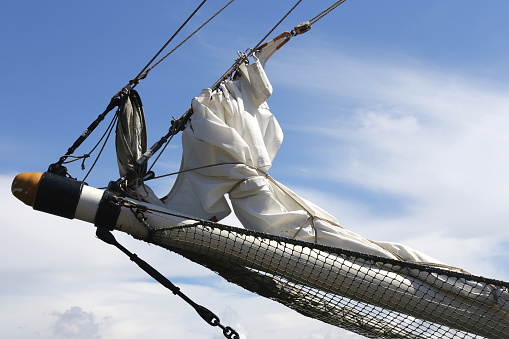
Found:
[81,154,90,170]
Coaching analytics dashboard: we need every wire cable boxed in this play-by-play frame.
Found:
[211,0,304,90]
[82,113,118,182]
[149,0,349,172]
[251,0,303,53]
[309,0,347,25]
[130,0,208,88]
[129,0,236,91]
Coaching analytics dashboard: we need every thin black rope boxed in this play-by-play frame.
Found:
[114,0,348,180]
[147,0,348,172]
[63,112,118,169]
[129,0,208,89]
[143,0,236,173]
[251,0,303,53]
[96,227,240,339]
[211,0,303,90]
[147,131,177,173]
[138,0,236,85]
[61,155,87,165]
[149,162,241,180]
[82,113,118,182]
[119,198,509,288]
[52,2,208,171]
[82,2,235,181]
[148,0,349,172]
[127,0,236,93]
[309,0,347,25]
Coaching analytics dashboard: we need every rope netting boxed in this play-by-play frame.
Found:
[142,222,509,339]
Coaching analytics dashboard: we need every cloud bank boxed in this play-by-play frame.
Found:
[270,42,509,278]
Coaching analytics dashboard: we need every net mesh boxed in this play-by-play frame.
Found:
[143,221,509,339]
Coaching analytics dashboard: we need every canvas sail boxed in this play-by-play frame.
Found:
[167,37,459,266]
[114,35,509,338]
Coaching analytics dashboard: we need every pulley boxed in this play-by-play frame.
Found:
[293,21,311,36]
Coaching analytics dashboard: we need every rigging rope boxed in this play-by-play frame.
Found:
[147,222,509,339]
[145,161,469,273]
[96,227,240,339]
[127,0,236,92]
[251,0,303,54]
[82,113,118,182]
[210,0,303,91]
[129,0,208,88]
[63,112,118,170]
[309,0,347,25]
[53,0,349,182]
[50,2,234,177]
[124,0,309,177]
[147,0,349,174]
[146,125,179,173]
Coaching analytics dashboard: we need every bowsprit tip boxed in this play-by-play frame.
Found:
[12,172,43,206]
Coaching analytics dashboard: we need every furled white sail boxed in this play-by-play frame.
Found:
[112,34,508,337]
[171,38,441,265]
[156,34,509,320]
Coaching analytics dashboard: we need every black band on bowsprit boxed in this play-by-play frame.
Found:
[94,190,122,230]
[33,172,84,219]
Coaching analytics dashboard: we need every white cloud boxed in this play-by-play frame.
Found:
[1,175,354,339]
[51,307,103,339]
[268,43,509,279]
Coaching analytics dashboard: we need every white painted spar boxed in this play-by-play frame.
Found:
[68,183,509,338]
[135,220,509,339]
[75,185,104,223]
[115,200,197,239]
[72,183,196,238]
[10,173,509,338]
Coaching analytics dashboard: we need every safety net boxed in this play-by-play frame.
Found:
[111,27,509,339]
[143,221,509,339]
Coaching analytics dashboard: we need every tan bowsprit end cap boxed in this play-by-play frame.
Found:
[11,172,43,207]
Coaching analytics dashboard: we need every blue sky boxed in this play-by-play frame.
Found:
[2,1,509,338]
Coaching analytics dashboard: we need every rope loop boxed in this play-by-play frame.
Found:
[80,154,90,170]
